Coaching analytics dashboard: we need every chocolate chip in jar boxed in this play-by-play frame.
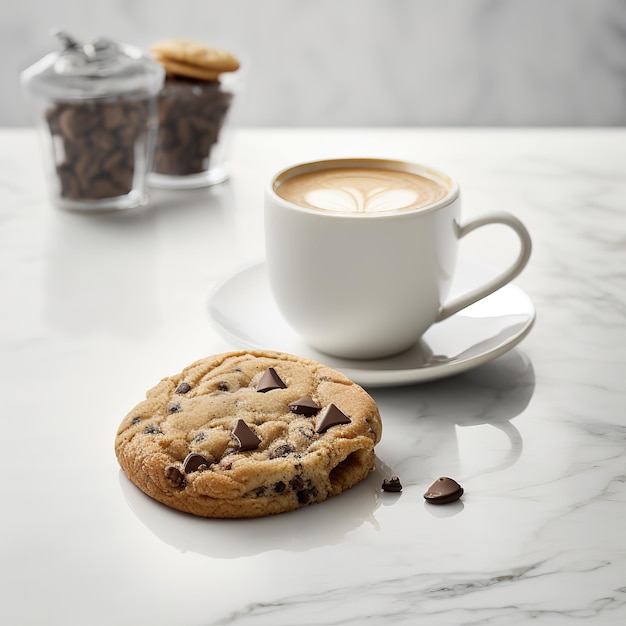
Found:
[46,98,154,201]
[148,39,240,188]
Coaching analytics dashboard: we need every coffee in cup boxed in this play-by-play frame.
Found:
[264,158,531,360]
[274,165,447,213]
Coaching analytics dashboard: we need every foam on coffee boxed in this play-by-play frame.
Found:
[275,166,448,213]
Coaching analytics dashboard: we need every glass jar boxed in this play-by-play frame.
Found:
[21,32,164,211]
[148,70,239,189]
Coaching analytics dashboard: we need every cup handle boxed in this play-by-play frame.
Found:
[437,212,532,322]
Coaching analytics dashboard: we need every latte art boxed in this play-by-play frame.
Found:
[276,167,447,213]
[305,186,420,213]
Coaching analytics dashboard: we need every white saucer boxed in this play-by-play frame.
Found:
[208,260,535,387]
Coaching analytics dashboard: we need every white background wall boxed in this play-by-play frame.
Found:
[5,0,626,127]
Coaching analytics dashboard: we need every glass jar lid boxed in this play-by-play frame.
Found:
[21,31,164,100]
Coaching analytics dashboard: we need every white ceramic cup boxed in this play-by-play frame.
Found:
[264,158,532,360]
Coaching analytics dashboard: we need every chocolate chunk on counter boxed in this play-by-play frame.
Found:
[382,476,403,492]
[315,403,351,433]
[233,419,261,451]
[288,396,320,416]
[424,476,464,504]
[256,367,286,392]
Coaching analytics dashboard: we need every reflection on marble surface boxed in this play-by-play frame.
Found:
[44,210,160,339]
[119,466,385,559]
[2,128,626,624]
[372,349,534,485]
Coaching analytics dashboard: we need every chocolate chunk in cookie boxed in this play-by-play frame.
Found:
[315,403,351,433]
[183,453,211,473]
[232,419,261,451]
[256,367,287,392]
[289,396,320,416]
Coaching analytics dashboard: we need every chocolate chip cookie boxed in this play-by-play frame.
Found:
[115,350,382,518]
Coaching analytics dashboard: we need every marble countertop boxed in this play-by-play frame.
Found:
[1,127,625,625]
